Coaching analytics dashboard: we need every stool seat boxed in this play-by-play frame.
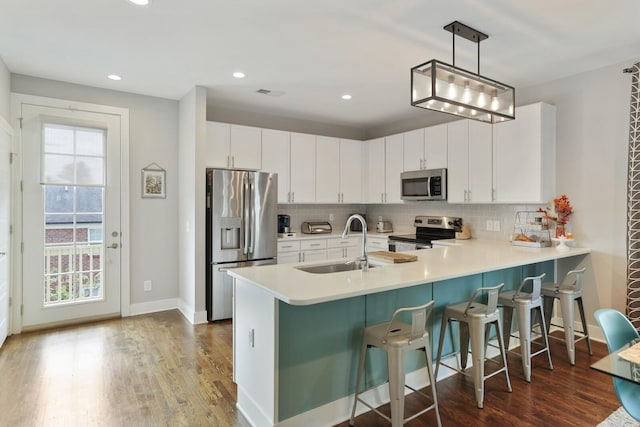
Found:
[541,268,592,365]
[350,300,441,427]
[435,283,512,409]
[498,273,553,382]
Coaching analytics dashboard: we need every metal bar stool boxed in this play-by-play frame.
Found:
[541,267,592,365]
[498,273,553,382]
[350,300,441,427]
[435,283,512,409]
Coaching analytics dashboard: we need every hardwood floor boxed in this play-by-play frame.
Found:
[0,310,621,426]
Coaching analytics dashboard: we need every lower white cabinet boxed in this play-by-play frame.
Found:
[277,236,361,264]
[366,236,389,252]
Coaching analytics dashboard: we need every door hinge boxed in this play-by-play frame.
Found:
[20,180,23,192]
[9,224,12,234]
[21,242,24,253]
[9,152,13,164]
[20,304,23,315]
[18,117,22,129]
[8,297,11,307]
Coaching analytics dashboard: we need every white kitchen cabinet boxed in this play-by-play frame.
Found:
[277,240,301,264]
[316,136,340,203]
[447,120,492,203]
[385,134,404,203]
[261,129,290,203]
[206,122,261,170]
[365,138,386,203]
[366,236,389,252]
[403,124,447,171]
[365,135,403,204]
[493,102,556,204]
[403,128,425,172]
[425,124,448,169]
[327,236,360,259]
[290,132,316,203]
[300,239,328,263]
[339,139,363,203]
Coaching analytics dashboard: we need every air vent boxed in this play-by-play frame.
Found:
[256,89,285,97]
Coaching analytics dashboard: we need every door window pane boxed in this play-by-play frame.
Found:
[42,124,105,306]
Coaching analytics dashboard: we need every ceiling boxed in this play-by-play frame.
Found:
[2,0,640,129]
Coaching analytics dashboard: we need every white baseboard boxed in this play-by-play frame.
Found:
[128,298,179,316]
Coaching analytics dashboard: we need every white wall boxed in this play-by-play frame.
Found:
[0,57,9,122]
[517,60,632,318]
[11,74,179,306]
[178,86,208,324]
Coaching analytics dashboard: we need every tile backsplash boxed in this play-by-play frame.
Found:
[278,202,545,240]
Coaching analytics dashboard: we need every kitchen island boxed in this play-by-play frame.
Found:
[228,240,590,427]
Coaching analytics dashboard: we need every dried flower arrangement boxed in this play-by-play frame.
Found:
[537,194,574,238]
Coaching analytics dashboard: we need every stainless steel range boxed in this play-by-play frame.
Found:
[388,216,462,252]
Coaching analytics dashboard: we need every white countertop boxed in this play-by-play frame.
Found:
[228,239,590,306]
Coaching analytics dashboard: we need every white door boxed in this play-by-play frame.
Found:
[290,133,315,203]
[0,119,11,347]
[20,103,122,328]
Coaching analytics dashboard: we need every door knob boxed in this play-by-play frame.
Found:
[109,243,119,249]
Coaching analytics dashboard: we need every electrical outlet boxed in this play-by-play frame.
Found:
[329,213,334,221]
[486,220,493,231]
[493,220,501,232]
[144,280,152,291]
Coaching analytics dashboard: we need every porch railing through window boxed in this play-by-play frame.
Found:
[44,243,103,305]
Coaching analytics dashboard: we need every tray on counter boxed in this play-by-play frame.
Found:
[368,251,417,263]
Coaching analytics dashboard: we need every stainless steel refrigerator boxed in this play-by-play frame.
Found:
[205,169,278,321]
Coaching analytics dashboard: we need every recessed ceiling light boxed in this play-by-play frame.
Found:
[233,72,246,79]
[128,0,150,5]
[341,94,352,100]
[108,74,122,81]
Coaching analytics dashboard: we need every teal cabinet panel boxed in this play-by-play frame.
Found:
[278,296,365,421]
[363,284,433,388]
[484,266,523,338]
[523,260,554,281]
[432,275,483,358]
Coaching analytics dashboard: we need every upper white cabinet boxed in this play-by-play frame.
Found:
[403,124,447,171]
[385,134,404,203]
[206,122,261,170]
[365,135,403,203]
[365,138,386,203]
[316,136,340,203]
[290,132,316,203]
[447,120,492,203]
[493,103,556,203]
[339,139,363,203]
[261,129,290,203]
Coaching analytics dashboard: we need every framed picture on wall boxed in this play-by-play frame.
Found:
[141,163,166,199]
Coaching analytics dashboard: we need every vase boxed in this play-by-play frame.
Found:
[555,223,566,238]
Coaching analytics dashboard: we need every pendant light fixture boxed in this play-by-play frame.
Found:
[411,21,515,123]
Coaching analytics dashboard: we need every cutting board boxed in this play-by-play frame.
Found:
[368,251,418,263]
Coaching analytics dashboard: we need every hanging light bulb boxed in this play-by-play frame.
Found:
[447,75,457,99]
[491,90,499,111]
[462,81,471,103]
[477,85,486,108]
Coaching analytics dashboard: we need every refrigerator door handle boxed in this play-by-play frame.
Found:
[243,174,250,255]
[249,178,256,254]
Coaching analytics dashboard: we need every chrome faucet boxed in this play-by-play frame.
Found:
[342,214,368,271]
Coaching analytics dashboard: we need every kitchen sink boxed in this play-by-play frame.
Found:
[295,260,376,274]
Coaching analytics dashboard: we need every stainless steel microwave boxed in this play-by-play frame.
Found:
[400,168,447,201]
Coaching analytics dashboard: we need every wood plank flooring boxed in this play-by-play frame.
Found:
[0,310,622,426]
